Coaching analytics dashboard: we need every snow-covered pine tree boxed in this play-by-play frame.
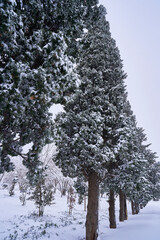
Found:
[74,175,88,207]
[100,99,156,220]
[0,0,24,173]
[147,161,160,201]
[0,0,80,184]
[28,178,54,216]
[107,101,139,222]
[117,124,157,213]
[135,148,157,207]
[54,5,128,240]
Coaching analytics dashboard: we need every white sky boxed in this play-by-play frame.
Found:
[99,0,160,160]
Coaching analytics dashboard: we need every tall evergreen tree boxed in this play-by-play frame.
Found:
[0,0,84,182]
[116,124,157,212]
[54,5,128,240]
[147,161,160,201]
[0,0,23,173]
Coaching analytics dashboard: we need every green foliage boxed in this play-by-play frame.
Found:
[147,161,160,201]
[54,5,128,180]
[28,179,54,216]
[74,176,88,204]
[0,0,158,209]
[0,0,80,181]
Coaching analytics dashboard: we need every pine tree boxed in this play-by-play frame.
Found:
[117,124,157,213]
[0,0,80,183]
[28,178,53,216]
[74,175,88,207]
[0,0,24,173]
[54,5,128,240]
[147,161,160,201]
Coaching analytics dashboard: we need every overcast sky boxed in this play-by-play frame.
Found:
[99,0,160,159]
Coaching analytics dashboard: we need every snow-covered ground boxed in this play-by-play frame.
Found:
[100,200,160,240]
[0,187,160,240]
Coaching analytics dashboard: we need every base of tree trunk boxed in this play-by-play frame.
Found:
[140,203,143,209]
[109,189,116,228]
[119,189,124,221]
[86,172,99,240]
[124,194,128,220]
[131,200,140,215]
[131,200,136,215]
[135,202,139,214]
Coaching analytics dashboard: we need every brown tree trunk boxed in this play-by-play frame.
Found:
[124,194,128,220]
[119,189,124,222]
[109,189,116,228]
[86,172,99,240]
[135,202,139,214]
[140,203,143,209]
[131,200,136,215]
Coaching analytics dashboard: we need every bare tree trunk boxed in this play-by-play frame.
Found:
[86,172,99,240]
[119,189,124,222]
[109,189,116,228]
[124,194,128,220]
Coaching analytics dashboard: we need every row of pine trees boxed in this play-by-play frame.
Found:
[0,1,159,240]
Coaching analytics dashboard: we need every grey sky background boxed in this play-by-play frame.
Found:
[99,0,160,159]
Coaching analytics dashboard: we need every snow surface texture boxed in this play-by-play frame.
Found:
[0,187,160,240]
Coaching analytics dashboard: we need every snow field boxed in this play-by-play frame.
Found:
[0,187,160,240]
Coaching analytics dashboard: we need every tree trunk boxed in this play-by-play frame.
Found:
[39,205,44,216]
[9,181,16,196]
[135,202,139,214]
[84,195,87,212]
[124,194,128,220]
[0,173,5,183]
[86,172,99,240]
[119,189,124,222]
[38,186,44,216]
[131,200,136,215]
[140,203,143,209]
[109,189,116,228]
